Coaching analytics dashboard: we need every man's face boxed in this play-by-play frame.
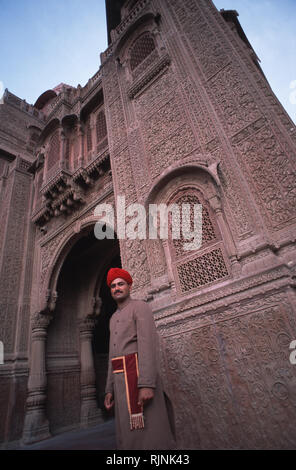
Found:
[110,277,131,303]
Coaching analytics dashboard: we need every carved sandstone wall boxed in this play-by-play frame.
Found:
[100,0,296,448]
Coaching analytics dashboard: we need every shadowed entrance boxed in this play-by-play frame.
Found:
[45,226,120,435]
[93,253,121,417]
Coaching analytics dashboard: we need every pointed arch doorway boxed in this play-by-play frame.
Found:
[45,225,120,436]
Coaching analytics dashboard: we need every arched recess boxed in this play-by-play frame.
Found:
[34,89,57,110]
[39,219,97,314]
[144,160,239,297]
[36,118,61,181]
[79,89,104,163]
[114,12,156,59]
[39,118,60,146]
[39,220,121,434]
[114,11,164,85]
[40,217,121,325]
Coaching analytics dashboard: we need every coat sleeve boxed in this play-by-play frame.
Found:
[134,301,158,389]
[105,318,114,395]
[105,355,114,395]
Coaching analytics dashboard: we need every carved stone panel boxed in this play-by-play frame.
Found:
[234,126,296,230]
[0,170,31,353]
[207,64,263,137]
[162,292,296,449]
[165,0,230,79]
[108,98,127,151]
[46,371,80,434]
[119,238,151,292]
[112,145,137,204]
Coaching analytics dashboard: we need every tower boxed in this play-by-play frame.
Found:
[101,0,296,449]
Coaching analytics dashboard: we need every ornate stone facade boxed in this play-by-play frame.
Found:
[0,0,296,449]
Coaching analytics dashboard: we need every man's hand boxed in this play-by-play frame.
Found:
[104,392,114,411]
[138,387,154,407]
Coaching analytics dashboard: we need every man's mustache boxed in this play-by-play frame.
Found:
[114,290,123,294]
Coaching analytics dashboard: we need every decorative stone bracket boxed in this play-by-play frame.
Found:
[39,289,58,315]
[32,151,110,227]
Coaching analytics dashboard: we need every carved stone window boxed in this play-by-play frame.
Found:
[47,130,60,171]
[96,111,107,142]
[130,32,156,71]
[168,188,229,294]
[170,192,218,259]
[96,110,108,153]
[176,248,229,293]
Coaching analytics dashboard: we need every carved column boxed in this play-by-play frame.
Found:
[78,122,84,167]
[209,194,241,275]
[78,315,103,427]
[90,115,96,160]
[22,313,52,445]
[60,129,67,170]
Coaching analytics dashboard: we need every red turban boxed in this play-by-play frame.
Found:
[107,268,133,287]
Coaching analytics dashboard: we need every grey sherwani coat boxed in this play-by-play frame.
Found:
[105,296,176,450]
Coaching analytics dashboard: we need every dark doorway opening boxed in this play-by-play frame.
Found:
[46,226,120,433]
[93,253,122,416]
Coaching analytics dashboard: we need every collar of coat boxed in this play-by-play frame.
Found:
[116,295,132,311]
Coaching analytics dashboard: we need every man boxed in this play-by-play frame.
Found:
[104,267,176,450]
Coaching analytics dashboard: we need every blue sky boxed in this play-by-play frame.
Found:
[0,0,295,122]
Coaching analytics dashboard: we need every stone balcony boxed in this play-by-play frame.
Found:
[31,149,111,226]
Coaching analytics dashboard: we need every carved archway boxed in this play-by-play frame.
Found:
[39,218,101,315]
[23,221,120,443]
[143,159,240,299]
[144,155,223,207]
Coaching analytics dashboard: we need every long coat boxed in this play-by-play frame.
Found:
[105,296,176,450]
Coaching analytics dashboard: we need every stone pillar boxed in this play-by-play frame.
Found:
[209,194,241,275]
[78,122,84,167]
[60,129,66,170]
[90,115,96,160]
[22,313,52,445]
[79,316,103,428]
